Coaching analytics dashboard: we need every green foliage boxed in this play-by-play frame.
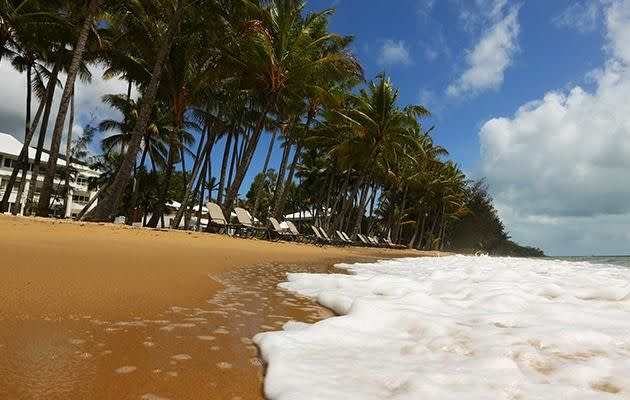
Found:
[446,180,544,257]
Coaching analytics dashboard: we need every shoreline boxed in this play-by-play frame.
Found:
[0,215,446,399]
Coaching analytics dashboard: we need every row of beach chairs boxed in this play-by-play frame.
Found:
[206,202,403,249]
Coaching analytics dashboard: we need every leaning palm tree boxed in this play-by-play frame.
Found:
[37,0,101,216]
[84,0,189,222]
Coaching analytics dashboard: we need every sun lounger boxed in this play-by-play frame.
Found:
[269,217,296,241]
[357,234,375,247]
[336,230,351,244]
[285,221,305,242]
[318,227,344,246]
[368,236,382,247]
[384,237,406,249]
[310,226,330,245]
[340,231,359,245]
[234,207,268,237]
[207,202,235,234]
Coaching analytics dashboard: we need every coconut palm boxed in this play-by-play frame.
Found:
[37,0,101,216]
[84,0,189,222]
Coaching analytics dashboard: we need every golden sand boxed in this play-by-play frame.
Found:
[0,215,442,399]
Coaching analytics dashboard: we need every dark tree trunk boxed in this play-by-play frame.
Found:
[24,61,61,214]
[1,63,38,213]
[171,131,214,228]
[223,104,271,213]
[37,0,100,216]
[85,0,187,222]
[350,179,372,237]
[394,185,408,242]
[216,129,233,204]
[252,129,277,218]
[271,139,291,206]
[146,126,178,228]
[408,211,423,249]
[334,146,379,233]
[61,90,75,217]
[273,142,301,220]
[326,168,351,231]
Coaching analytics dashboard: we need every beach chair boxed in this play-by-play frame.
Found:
[285,221,306,242]
[319,227,344,246]
[383,237,406,249]
[234,207,268,237]
[340,231,356,245]
[268,217,295,241]
[368,236,382,247]
[310,226,330,245]
[207,202,235,234]
[357,234,375,247]
[336,230,351,244]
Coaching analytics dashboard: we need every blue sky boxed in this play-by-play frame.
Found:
[1,0,629,255]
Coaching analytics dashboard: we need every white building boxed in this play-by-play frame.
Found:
[0,132,100,217]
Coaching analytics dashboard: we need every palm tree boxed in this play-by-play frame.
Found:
[84,0,188,222]
[220,0,361,213]
[37,0,101,216]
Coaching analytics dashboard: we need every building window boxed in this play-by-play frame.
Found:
[72,195,90,205]
[76,175,88,186]
[3,157,14,168]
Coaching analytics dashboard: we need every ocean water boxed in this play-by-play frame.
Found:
[552,256,630,269]
[254,255,630,400]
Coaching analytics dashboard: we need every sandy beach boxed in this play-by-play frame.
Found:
[0,215,439,399]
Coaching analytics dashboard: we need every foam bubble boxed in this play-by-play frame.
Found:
[115,365,137,374]
[254,256,630,399]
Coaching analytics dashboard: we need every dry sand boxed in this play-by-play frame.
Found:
[0,215,444,399]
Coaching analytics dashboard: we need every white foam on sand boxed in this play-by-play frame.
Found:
[253,255,630,400]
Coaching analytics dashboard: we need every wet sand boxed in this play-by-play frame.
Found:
[0,215,443,399]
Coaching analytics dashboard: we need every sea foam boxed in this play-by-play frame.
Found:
[253,255,630,399]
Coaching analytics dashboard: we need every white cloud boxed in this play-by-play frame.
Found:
[553,1,601,34]
[447,5,520,97]
[479,0,630,255]
[0,62,136,153]
[377,40,413,66]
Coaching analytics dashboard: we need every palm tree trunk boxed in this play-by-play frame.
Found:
[62,90,75,216]
[224,131,239,206]
[271,139,291,205]
[273,142,301,220]
[223,104,271,212]
[325,168,351,230]
[125,135,151,225]
[216,129,233,204]
[366,185,378,234]
[350,179,372,237]
[84,0,187,222]
[171,132,213,228]
[408,211,422,249]
[394,185,408,242]
[1,63,38,213]
[146,125,179,228]
[252,129,277,217]
[37,0,100,216]
[24,61,61,214]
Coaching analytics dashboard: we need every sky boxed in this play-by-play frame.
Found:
[1,0,630,256]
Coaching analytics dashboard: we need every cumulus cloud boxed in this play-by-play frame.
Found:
[447,4,520,97]
[377,40,413,66]
[553,1,601,34]
[0,62,136,153]
[479,0,630,255]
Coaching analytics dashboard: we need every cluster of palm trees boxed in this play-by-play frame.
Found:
[1,0,471,249]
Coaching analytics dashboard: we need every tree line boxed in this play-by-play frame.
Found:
[0,0,543,255]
